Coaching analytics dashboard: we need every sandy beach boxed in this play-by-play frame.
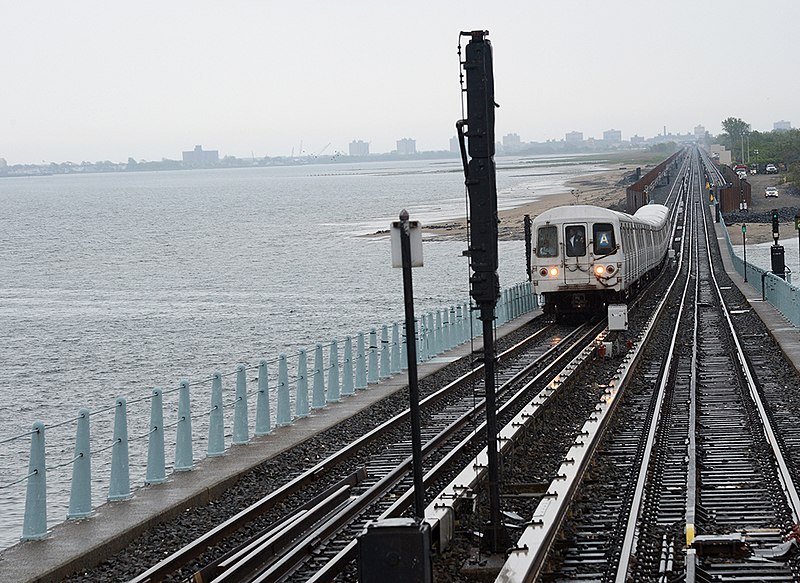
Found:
[420,166,634,241]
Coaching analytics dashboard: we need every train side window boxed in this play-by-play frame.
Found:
[593,223,616,255]
[565,225,586,257]
[536,226,558,257]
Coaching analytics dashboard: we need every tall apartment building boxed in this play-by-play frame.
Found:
[774,120,792,131]
[694,125,706,140]
[603,129,622,143]
[396,138,416,155]
[565,131,583,143]
[182,145,219,164]
[349,140,370,156]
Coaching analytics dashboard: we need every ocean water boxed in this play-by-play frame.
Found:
[0,155,609,549]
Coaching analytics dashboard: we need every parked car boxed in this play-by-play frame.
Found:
[766,163,778,174]
[765,186,778,198]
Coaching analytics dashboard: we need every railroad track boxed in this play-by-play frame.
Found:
[494,149,800,582]
[129,319,601,582]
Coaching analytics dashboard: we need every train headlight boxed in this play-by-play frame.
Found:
[548,267,559,277]
[539,268,548,277]
[594,265,605,276]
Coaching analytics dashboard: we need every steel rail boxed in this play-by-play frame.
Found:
[127,320,558,582]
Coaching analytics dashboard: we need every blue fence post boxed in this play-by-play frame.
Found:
[108,397,131,501]
[368,329,379,384]
[22,421,47,540]
[390,322,401,374]
[455,305,464,344]
[67,408,92,519]
[434,311,443,355]
[146,388,166,485]
[312,343,326,407]
[342,336,355,396]
[256,361,272,435]
[380,324,391,379]
[277,354,291,426]
[447,306,455,350]
[328,340,341,403]
[295,349,309,417]
[355,332,367,390]
[427,313,437,357]
[207,372,225,457]
[175,380,193,471]
[233,364,249,445]
[400,327,408,370]
[417,317,427,363]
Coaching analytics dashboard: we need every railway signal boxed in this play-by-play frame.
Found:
[772,209,780,244]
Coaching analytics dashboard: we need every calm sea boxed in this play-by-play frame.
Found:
[0,155,609,549]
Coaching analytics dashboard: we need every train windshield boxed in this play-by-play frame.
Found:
[565,225,586,257]
[536,226,558,257]
[593,223,616,255]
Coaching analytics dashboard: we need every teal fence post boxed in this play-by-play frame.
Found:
[233,364,249,445]
[355,332,367,390]
[22,421,47,540]
[328,340,341,403]
[380,324,391,379]
[447,306,456,349]
[390,322,401,374]
[342,336,355,396]
[175,380,193,471]
[368,329,379,384]
[67,408,92,519]
[427,313,437,357]
[277,354,291,426]
[108,397,131,501]
[255,361,272,435]
[417,317,427,363]
[434,311,443,355]
[400,327,408,370]
[295,349,309,417]
[146,388,166,485]
[455,305,464,344]
[207,372,225,457]
[312,343,326,407]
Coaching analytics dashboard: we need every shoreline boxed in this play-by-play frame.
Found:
[411,165,635,241]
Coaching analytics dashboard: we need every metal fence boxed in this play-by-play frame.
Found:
[1,282,537,543]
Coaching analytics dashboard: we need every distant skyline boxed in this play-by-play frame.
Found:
[2,0,797,165]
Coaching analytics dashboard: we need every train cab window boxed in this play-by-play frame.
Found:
[593,223,616,255]
[536,226,558,257]
[565,225,586,257]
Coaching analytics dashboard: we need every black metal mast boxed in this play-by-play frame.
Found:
[457,29,508,553]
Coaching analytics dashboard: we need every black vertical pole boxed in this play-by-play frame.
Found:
[456,29,508,554]
[399,210,425,521]
[524,214,532,282]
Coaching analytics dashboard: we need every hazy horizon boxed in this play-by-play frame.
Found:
[2,0,797,165]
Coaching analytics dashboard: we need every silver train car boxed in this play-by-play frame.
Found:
[531,204,671,317]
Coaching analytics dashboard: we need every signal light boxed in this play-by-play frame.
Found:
[594,265,605,276]
[549,267,559,277]
[606,265,615,274]
[539,268,548,277]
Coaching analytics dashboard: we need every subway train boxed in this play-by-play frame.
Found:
[531,203,671,318]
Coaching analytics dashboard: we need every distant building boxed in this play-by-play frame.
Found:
[774,120,792,131]
[603,129,622,143]
[710,144,732,166]
[396,138,416,155]
[502,133,521,147]
[349,140,369,156]
[182,145,219,164]
[630,135,645,146]
[0,158,6,176]
[694,125,706,140]
[449,136,459,153]
[565,131,583,143]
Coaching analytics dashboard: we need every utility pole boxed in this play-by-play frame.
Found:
[456,29,509,554]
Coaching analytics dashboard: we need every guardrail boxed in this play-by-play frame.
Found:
[719,219,800,327]
[1,281,537,543]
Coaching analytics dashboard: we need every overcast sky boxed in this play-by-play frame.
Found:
[2,0,797,164]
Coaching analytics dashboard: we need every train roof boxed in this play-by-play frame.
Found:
[533,203,669,228]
